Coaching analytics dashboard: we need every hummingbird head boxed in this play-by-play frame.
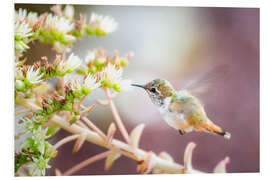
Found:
[132,79,175,107]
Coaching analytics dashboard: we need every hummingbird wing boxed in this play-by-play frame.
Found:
[181,64,230,96]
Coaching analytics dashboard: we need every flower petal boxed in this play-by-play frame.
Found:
[213,157,230,173]
[130,124,145,150]
[183,142,196,173]
[104,150,121,171]
[106,123,117,145]
[73,132,87,153]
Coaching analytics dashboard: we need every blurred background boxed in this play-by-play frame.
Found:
[15,4,259,175]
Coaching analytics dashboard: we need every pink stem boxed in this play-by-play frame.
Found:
[75,120,89,129]
[63,151,111,176]
[77,95,86,110]
[80,115,107,141]
[53,134,80,150]
[104,88,131,144]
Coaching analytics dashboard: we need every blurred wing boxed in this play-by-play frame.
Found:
[182,64,230,96]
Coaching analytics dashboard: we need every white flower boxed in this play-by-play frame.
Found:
[15,9,39,27]
[69,78,81,92]
[14,22,33,51]
[84,51,96,64]
[64,5,74,19]
[29,156,51,176]
[83,74,101,91]
[15,8,27,23]
[97,57,106,64]
[44,14,74,33]
[33,126,48,143]
[101,64,132,91]
[14,22,33,38]
[20,117,34,133]
[57,53,82,74]
[27,12,39,26]
[89,13,118,34]
[26,66,44,85]
[101,64,122,84]
[85,49,108,65]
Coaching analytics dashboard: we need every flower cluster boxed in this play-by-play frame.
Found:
[84,49,107,72]
[56,53,82,76]
[14,8,41,56]
[76,49,133,92]
[14,21,33,52]
[100,64,132,92]
[16,118,56,176]
[15,5,118,55]
[88,13,118,35]
[14,53,84,92]
[15,65,44,92]
[14,5,134,176]
[82,74,101,94]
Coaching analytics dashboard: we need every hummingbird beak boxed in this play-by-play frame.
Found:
[131,83,145,89]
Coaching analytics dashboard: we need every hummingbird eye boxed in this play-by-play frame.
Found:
[150,88,157,93]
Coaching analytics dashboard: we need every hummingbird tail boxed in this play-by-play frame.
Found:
[201,122,231,139]
[215,131,231,139]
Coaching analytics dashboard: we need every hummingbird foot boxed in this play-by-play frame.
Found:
[178,130,185,135]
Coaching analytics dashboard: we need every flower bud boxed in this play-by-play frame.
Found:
[70,115,80,124]
[120,58,128,66]
[15,80,25,91]
[62,102,73,111]
[81,86,91,95]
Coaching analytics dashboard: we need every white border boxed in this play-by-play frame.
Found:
[1,0,268,180]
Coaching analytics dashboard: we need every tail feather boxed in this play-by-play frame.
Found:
[201,122,231,139]
[215,131,231,139]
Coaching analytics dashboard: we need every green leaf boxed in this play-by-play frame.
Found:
[46,125,60,138]
[15,153,31,173]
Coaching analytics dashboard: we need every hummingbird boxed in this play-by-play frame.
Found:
[132,66,231,139]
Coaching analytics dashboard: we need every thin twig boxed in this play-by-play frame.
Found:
[75,120,89,129]
[80,115,107,141]
[77,95,86,110]
[63,150,111,176]
[53,134,80,150]
[80,104,95,116]
[104,87,131,145]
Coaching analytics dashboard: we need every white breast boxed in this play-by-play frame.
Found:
[158,97,178,129]
[158,96,193,132]
[158,97,171,115]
